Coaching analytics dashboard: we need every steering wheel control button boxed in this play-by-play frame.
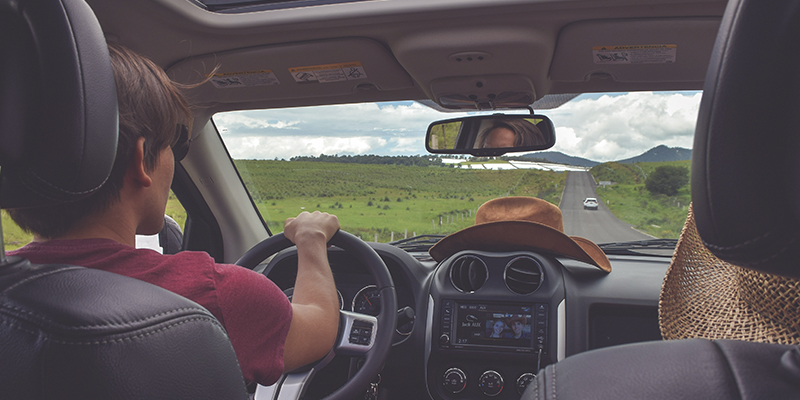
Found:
[443,368,467,394]
[349,320,374,345]
[478,370,504,396]
[516,373,536,395]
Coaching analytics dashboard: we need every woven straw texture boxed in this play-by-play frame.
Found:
[659,204,800,344]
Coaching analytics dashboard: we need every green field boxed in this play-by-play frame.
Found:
[591,160,691,239]
[235,160,566,242]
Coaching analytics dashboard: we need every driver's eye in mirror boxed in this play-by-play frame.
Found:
[475,118,546,148]
[425,115,555,156]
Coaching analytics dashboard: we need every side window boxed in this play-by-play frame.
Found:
[135,190,186,254]
[2,211,33,251]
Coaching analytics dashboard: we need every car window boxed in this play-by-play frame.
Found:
[214,91,699,245]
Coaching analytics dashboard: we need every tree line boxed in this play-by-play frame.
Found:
[289,154,445,166]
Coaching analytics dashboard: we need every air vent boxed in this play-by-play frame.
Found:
[450,255,488,293]
[504,257,544,294]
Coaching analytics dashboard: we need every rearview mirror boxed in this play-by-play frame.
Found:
[425,114,555,157]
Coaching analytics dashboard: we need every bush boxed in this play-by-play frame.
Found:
[645,166,689,196]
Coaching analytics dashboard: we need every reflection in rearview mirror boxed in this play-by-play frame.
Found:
[426,114,555,157]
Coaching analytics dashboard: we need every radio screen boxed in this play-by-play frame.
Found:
[454,302,534,348]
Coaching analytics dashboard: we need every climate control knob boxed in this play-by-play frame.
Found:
[443,368,467,394]
[516,372,536,395]
[478,370,504,396]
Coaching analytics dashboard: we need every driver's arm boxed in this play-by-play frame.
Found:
[282,211,341,371]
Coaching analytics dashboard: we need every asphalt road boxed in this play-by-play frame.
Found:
[560,171,652,244]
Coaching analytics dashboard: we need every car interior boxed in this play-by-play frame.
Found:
[2,0,800,399]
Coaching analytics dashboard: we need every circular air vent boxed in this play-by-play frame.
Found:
[450,255,488,293]
[504,257,544,294]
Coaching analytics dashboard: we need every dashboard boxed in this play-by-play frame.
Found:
[261,242,668,400]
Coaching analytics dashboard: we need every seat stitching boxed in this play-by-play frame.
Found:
[0,304,209,331]
[1,266,85,293]
[0,315,227,345]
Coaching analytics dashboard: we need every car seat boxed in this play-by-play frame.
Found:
[522,0,800,398]
[0,0,248,398]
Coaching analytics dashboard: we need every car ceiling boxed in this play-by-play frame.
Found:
[87,0,727,114]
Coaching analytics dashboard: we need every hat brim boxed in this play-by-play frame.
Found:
[660,204,800,343]
[429,220,611,273]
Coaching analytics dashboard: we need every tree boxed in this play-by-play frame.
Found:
[645,165,689,196]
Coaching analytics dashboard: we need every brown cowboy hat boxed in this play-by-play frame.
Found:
[429,196,611,272]
[660,203,800,344]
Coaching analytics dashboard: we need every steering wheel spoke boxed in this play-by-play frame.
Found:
[336,310,379,357]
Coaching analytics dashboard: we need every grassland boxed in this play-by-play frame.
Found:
[591,160,691,239]
[235,160,566,242]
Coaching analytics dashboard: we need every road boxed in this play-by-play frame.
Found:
[560,171,652,244]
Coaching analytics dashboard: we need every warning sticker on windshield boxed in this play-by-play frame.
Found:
[209,70,280,88]
[592,45,677,64]
[289,62,367,83]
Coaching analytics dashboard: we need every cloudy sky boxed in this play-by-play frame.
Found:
[214,91,702,163]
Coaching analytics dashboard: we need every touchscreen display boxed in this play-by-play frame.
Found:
[454,302,533,348]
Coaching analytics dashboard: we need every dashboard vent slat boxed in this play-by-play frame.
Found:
[450,256,488,292]
[504,257,544,294]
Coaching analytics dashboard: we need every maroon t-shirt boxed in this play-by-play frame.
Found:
[9,238,292,385]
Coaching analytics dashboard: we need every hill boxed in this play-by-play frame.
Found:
[520,151,599,167]
[617,145,692,164]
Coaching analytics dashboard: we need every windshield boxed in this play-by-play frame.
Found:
[214,91,699,248]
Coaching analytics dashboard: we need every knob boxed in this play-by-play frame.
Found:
[516,372,536,395]
[439,333,450,346]
[443,368,467,394]
[478,370,504,396]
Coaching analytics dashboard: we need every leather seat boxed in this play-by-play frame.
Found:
[0,0,248,398]
[523,0,800,397]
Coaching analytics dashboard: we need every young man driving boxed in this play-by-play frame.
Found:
[7,44,339,386]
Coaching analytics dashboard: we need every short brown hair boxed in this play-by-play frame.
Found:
[9,44,192,239]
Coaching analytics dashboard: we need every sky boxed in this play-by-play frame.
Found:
[214,91,702,163]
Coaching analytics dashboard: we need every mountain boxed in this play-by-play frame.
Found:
[520,151,600,167]
[616,145,692,164]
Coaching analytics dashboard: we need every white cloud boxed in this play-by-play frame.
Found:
[548,92,701,161]
[226,136,388,159]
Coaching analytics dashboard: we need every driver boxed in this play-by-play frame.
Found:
[7,44,340,387]
[475,118,546,148]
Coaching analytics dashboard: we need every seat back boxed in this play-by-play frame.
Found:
[691,0,800,278]
[0,0,248,398]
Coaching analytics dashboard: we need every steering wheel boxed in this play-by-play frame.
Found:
[236,230,396,400]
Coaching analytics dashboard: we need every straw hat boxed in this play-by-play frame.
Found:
[429,197,611,272]
[659,203,800,343]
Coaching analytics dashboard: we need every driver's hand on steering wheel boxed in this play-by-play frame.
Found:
[284,211,340,247]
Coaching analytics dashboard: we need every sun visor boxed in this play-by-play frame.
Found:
[551,18,720,85]
[167,38,414,104]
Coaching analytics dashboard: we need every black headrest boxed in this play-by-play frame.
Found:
[692,0,800,278]
[0,0,117,208]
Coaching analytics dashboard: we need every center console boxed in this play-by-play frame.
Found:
[425,251,565,399]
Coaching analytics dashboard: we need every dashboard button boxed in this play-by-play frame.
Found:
[516,373,536,395]
[479,370,504,396]
[443,368,467,394]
